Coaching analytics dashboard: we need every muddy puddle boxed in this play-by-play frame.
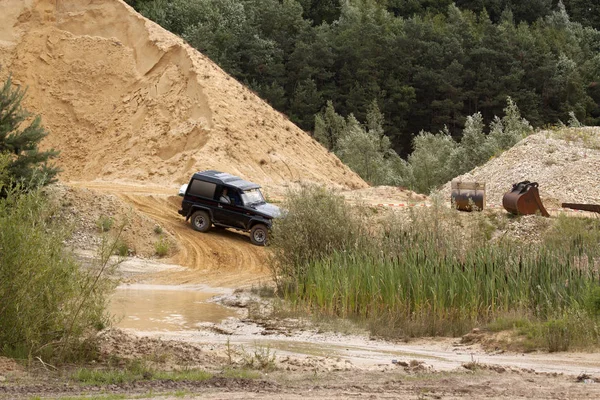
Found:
[109,284,240,331]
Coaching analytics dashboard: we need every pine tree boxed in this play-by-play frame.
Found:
[0,75,59,190]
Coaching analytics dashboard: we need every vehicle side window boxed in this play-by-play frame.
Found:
[188,179,216,199]
[229,190,242,206]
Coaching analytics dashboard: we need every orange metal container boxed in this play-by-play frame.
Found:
[502,181,549,217]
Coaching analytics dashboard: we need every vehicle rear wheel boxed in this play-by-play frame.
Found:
[250,224,268,246]
[190,210,211,232]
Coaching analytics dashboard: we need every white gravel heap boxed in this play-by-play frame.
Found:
[441,127,600,208]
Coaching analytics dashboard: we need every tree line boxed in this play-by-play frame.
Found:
[127,0,598,152]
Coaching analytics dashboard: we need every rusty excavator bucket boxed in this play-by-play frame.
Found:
[502,181,550,217]
[451,181,486,211]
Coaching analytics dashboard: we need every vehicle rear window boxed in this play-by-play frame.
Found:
[188,179,216,199]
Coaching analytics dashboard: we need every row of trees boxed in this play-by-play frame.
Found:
[314,97,530,192]
[129,0,599,158]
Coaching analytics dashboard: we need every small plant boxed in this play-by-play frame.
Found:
[114,239,130,257]
[241,343,277,372]
[154,236,170,257]
[226,338,233,365]
[153,224,163,234]
[73,362,211,385]
[96,215,114,232]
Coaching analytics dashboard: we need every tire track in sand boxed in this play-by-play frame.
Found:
[70,182,270,286]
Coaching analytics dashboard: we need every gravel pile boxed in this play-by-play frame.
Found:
[441,127,600,208]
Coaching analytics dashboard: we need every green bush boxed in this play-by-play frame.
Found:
[0,185,115,361]
[154,236,170,257]
[96,215,114,232]
[114,239,130,257]
[269,185,367,283]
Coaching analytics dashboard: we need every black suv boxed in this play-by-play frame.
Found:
[178,170,281,246]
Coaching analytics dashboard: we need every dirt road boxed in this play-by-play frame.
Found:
[70,181,271,286]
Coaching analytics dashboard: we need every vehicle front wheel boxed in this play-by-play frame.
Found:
[250,224,268,246]
[190,210,211,233]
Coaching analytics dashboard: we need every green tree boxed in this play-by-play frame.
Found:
[560,0,600,30]
[289,78,323,129]
[313,100,346,151]
[408,130,458,194]
[488,97,532,149]
[0,75,59,190]
[297,0,342,25]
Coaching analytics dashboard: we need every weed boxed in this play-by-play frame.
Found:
[73,362,211,385]
[222,367,261,379]
[226,338,233,365]
[545,319,571,352]
[240,343,277,372]
[153,224,163,234]
[0,186,118,362]
[250,283,276,298]
[154,236,170,257]
[96,215,114,232]
[114,239,130,257]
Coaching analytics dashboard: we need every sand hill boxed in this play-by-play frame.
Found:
[442,128,600,208]
[0,0,366,190]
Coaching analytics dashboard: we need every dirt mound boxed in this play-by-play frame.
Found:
[442,128,600,208]
[0,0,365,190]
[49,183,176,258]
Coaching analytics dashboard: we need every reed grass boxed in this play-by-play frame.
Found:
[271,188,600,343]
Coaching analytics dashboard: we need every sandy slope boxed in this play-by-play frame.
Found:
[0,0,366,190]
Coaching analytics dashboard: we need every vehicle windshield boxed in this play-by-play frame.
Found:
[241,188,265,206]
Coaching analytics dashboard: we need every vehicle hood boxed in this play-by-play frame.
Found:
[252,202,282,218]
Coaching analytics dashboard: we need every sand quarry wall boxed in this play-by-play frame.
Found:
[0,0,366,190]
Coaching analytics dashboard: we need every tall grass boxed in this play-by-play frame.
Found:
[270,188,600,343]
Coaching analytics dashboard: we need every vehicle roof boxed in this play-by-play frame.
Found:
[191,170,261,191]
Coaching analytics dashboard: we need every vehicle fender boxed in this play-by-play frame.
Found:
[248,217,272,230]
[187,205,213,221]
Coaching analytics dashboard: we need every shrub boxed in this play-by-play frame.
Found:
[96,215,114,232]
[154,236,170,257]
[153,224,163,234]
[269,185,366,284]
[114,239,130,257]
[0,185,115,361]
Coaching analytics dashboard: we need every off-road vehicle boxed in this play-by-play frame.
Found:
[178,170,281,246]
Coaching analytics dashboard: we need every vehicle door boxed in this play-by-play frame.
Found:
[211,185,235,226]
[215,188,249,229]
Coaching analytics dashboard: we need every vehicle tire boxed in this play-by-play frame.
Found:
[250,224,268,246]
[190,210,211,233]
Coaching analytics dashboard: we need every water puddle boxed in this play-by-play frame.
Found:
[109,284,239,331]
